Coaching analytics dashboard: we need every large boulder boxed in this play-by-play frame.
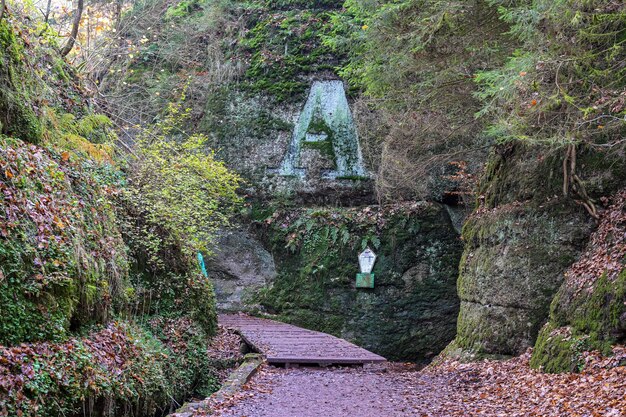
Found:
[207,229,277,311]
[455,201,593,355]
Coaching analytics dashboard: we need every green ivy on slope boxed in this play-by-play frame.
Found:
[0,320,219,417]
[0,137,130,345]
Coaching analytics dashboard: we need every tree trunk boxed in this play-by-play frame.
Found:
[0,0,6,21]
[114,0,122,28]
[60,0,84,57]
[44,0,52,24]
[115,0,124,49]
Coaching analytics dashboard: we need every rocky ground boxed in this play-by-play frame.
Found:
[192,347,626,417]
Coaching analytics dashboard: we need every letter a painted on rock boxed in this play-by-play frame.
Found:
[269,80,368,180]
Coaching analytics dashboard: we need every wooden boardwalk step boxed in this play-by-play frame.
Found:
[219,314,386,366]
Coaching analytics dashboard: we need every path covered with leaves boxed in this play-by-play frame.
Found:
[193,348,626,417]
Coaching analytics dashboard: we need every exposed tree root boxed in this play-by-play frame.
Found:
[563,144,599,219]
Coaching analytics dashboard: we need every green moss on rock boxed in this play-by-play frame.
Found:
[239,4,343,101]
[453,143,626,358]
[531,270,626,373]
[455,200,593,356]
[529,188,626,373]
[530,324,589,373]
[251,202,462,361]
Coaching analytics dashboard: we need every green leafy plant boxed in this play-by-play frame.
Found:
[124,91,242,262]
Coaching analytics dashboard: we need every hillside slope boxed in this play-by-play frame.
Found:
[0,12,226,416]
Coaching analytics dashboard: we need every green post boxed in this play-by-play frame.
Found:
[197,252,208,278]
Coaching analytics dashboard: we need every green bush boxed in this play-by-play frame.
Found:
[475,0,626,147]
[0,14,229,417]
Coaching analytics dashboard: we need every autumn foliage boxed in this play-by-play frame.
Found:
[0,320,219,417]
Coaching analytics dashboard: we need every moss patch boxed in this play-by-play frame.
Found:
[0,19,88,146]
[531,270,626,373]
[238,3,343,101]
[530,324,589,373]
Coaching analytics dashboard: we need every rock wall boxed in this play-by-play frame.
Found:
[202,69,460,361]
[455,201,593,356]
[206,229,276,311]
[449,144,626,358]
[250,203,463,361]
[200,79,375,203]
[530,189,626,372]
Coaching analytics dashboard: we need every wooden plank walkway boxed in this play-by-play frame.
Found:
[219,314,386,366]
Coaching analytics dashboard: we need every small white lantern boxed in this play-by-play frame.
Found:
[358,248,377,274]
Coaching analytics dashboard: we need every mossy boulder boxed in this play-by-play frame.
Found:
[453,143,626,357]
[456,200,593,355]
[251,202,462,361]
[530,190,626,372]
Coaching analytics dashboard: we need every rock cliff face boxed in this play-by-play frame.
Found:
[455,201,593,356]
[450,144,626,358]
[206,229,276,311]
[200,74,464,361]
[200,77,376,205]
[250,203,463,361]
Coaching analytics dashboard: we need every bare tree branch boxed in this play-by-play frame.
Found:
[44,0,52,24]
[60,0,84,57]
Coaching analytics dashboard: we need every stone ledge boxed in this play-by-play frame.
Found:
[169,353,265,417]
